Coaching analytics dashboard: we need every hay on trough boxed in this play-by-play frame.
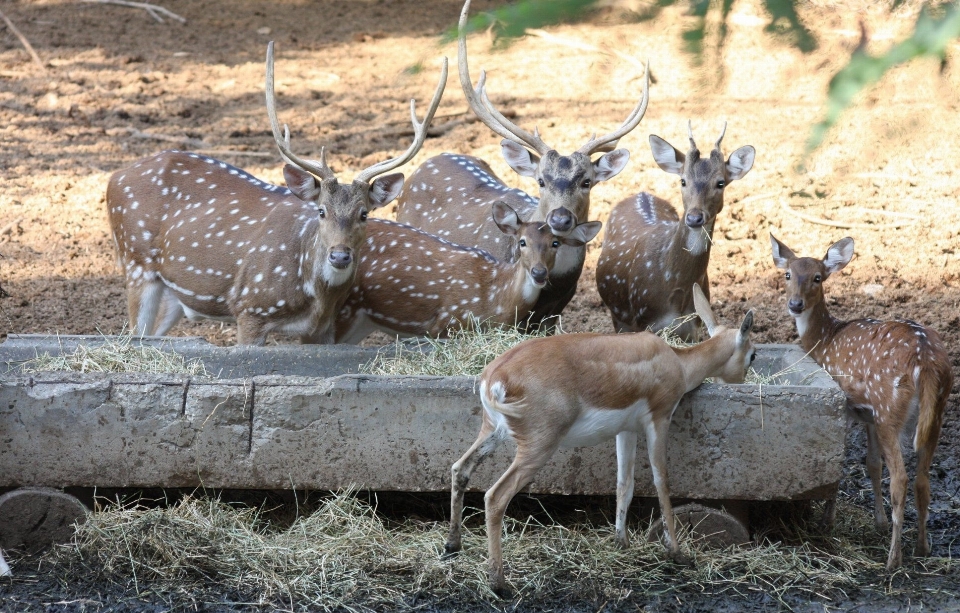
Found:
[20,333,208,376]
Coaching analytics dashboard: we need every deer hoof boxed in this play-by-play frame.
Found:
[885,550,903,572]
[915,536,932,558]
[442,541,461,559]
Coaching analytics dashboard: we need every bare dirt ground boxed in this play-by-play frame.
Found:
[1,0,959,610]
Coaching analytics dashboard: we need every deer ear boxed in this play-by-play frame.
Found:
[769,233,796,270]
[492,201,521,236]
[368,173,404,209]
[738,310,755,341]
[283,165,322,202]
[692,283,718,337]
[501,140,539,177]
[823,237,854,274]
[592,149,630,183]
[563,221,602,246]
[649,135,684,175]
[725,145,755,181]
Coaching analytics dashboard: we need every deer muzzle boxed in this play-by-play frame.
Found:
[546,208,575,235]
[328,247,354,270]
[684,210,705,228]
[787,298,804,315]
[530,265,549,286]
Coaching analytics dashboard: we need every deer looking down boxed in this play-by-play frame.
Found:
[770,234,952,571]
[107,43,447,345]
[445,284,756,597]
[597,123,755,340]
[396,0,649,331]
[335,203,601,343]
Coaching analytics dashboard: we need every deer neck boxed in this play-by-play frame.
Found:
[659,221,713,286]
[673,333,735,393]
[676,216,715,258]
[795,299,843,363]
[491,260,544,317]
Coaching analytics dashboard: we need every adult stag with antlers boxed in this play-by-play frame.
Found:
[396,0,649,330]
[770,235,951,571]
[445,284,756,597]
[597,123,754,340]
[107,43,447,345]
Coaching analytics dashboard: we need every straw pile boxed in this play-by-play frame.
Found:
[20,334,208,376]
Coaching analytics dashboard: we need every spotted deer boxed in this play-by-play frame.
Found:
[444,284,755,597]
[770,234,952,571]
[335,203,601,343]
[395,0,649,331]
[107,43,447,345]
[596,123,755,340]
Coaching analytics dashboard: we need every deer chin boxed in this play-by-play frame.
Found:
[683,220,713,256]
[792,307,812,338]
[321,259,356,287]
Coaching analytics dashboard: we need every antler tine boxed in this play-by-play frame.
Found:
[354,56,448,185]
[687,119,697,151]
[265,41,336,182]
[577,60,650,155]
[458,0,551,156]
[714,121,727,151]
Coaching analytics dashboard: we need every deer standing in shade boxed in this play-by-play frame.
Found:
[396,0,649,331]
[445,284,756,597]
[770,234,952,570]
[106,43,447,344]
[597,123,754,340]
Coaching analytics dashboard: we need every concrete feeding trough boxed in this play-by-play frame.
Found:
[0,334,846,551]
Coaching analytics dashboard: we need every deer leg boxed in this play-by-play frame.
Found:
[645,414,680,558]
[878,428,907,571]
[914,437,935,558]
[446,418,501,556]
[614,430,638,548]
[133,280,165,337]
[236,314,268,346]
[865,423,888,530]
[484,443,557,598]
[151,289,184,336]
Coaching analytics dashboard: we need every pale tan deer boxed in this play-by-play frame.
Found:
[395,0,649,330]
[445,284,756,597]
[770,234,952,571]
[107,43,447,345]
[597,123,755,340]
[335,203,601,343]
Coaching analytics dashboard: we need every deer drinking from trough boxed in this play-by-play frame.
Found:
[107,43,447,345]
[335,203,601,343]
[395,0,649,330]
[445,284,756,597]
[770,234,952,571]
[596,123,755,340]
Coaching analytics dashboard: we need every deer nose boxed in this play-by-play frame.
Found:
[547,208,574,234]
[328,247,353,270]
[685,210,705,228]
[787,298,804,314]
[530,265,549,285]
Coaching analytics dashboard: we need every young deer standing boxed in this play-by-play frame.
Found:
[597,124,755,340]
[770,235,952,571]
[446,284,756,597]
[335,203,601,343]
[107,43,447,344]
[395,0,649,330]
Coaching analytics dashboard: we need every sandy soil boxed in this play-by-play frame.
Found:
[0,0,958,608]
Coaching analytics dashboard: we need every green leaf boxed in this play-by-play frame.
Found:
[440,0,600,45]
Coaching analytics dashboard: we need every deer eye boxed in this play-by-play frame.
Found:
[750,353,756,363]
[359,210,368,221]
[551,240,560,248]
[785,271,791,280]
[318,207,326,219]
[581,179,591,189]
[717,180,725,189]
[814,274,822,283]
[538,178,545,188]
[680,178,687,187]
[519,239,527,247]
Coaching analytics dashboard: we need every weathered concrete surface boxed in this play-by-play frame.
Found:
[0,488,87,553]
[0,344,846,499]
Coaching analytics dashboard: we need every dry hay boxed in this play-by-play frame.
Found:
[19,333,208,376]
[34,490,955,611]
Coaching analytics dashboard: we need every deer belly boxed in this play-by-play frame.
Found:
[560,403,648,449]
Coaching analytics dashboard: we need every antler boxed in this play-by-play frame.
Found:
[576,60,650,156]
[265,41,336,182]
[458,0,551,155]
[354,57,448,184]
[714,121,727,151]
[687,120,698,152]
